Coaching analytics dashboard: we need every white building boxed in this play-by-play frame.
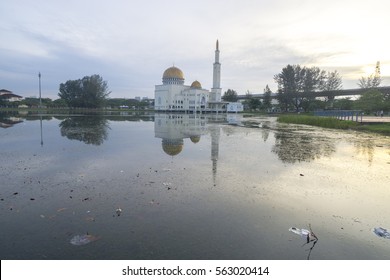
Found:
[227,102,244,113]
[154,40,227,113]
[0,89,23,102]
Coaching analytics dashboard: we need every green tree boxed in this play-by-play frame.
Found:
[274,64,296,112]
[274,64,333,112]
[333,98,353,110]
[300,66,326,112]
[248,97,261,111]
[263,84,272,109]
[222,89,238,102]
[243,90,261,111]
[353,89,384,114]
[58,74,110,108]
[52,98,68,108]
[358,61,381,89]
[320,70,343,101]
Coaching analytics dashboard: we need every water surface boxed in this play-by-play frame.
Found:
[1,112,389,259]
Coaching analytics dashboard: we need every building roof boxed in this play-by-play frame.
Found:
[0,89,13,94]
[162,66,184,80]
[190,80,202,89]
[0,89,22,99]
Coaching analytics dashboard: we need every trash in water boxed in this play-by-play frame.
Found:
[115,208,122,216]
[373,227,390,239]
[70,234,100,246]
[289,227,311,237]
[289,226,318,244]
[289,225,319,260]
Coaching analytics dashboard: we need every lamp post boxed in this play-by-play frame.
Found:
[38,72,42,107]
[38,72,43,146]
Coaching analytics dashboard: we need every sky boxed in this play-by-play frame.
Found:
[1,0,390,100]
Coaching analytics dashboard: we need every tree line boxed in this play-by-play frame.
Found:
[2,64,388,114]
[222,61,389,114]
[1,74,152,109]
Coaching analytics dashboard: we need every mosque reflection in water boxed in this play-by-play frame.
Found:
[0,111,381,165]
[154,113,228,183]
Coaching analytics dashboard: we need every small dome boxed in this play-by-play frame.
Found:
[190,80,202,89]
[162,139,183,156]
[162,66,184,80]
[190,136,201,143]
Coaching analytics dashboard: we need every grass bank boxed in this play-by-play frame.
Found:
[277,114,390,135]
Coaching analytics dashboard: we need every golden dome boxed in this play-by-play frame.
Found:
[162,139,183,156]
[162,66,184,80]
[190,136,201,143]
[190,80,202,89]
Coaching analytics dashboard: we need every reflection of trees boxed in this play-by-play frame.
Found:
[351,139,375,165]
[272,130,336,163]
[59,116,110,145]
[240,119,271,142]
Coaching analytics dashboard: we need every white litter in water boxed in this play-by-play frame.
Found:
[289,227,311,237]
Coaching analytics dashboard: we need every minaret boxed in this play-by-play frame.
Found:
[210,124,220,186]
[211,40,221,102]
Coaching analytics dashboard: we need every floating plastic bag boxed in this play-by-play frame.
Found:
[373,227,390,239]
[289,227,318,244]
[289,227,311,237]
[70,234,100,246]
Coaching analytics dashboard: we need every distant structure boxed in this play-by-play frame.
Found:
[0,89,23,102]
[154,40,230,113]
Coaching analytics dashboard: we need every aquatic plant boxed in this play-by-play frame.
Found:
[277,114,390,135]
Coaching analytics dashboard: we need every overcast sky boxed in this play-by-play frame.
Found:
[1,0,389,99]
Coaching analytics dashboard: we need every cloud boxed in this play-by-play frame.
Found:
[1,0,390,99]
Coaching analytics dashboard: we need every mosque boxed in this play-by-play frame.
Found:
[154,40,241,113]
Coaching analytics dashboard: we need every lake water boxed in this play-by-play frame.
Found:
[1,112,389,260]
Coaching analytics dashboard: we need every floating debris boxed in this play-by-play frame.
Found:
[289,226,318,244]
[289,227,311,237]
[289,225,319,260]
[70,234,100,246]
[115,208,122,216]
[373,227,390,239]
